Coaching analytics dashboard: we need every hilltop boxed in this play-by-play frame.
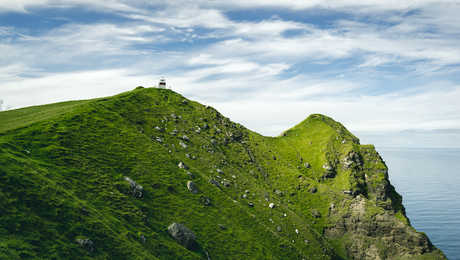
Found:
[0,87,445,259]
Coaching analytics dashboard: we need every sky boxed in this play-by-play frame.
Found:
[1,0,460,148]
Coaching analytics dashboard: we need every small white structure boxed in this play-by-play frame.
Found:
[158,77,166,88]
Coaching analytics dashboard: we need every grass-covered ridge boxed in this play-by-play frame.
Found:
[0,87,445,259]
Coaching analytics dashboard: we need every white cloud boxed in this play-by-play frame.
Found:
[2,0,460,148]
[0,69,156,109]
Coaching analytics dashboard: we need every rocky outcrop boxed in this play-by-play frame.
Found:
[324,146,444,259]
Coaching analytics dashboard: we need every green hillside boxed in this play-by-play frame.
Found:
[0,87,445,259]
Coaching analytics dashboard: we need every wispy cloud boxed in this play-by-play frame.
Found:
[1,0,460,146]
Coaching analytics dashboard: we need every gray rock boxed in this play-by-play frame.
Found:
[167,223,197,250]
[171,129,178,136]
[155,137,163,143]
[248,202,254,207]
[178,161,188,169]
[124,176,143,198]
[187,181,198,193]
[304,162,311,168]
[200,196,211,206]
[216,169,224,174]
[311,209,321,218]
[182,135,190,142]
[222,179,231,187]
[274,190,284,196]
[179,141,187,149]
[322,163,336,178]
[186,171,194,179]
[76,238,94,252]
[269,203,275,209]
[140,234,146,243]
[277,226,282,232]
[218,224,227,230]
[308,187,318,193]
[209,179,221,189]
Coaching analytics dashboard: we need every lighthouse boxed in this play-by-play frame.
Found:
[158,78,166,89]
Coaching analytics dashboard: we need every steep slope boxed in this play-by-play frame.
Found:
[0,87,445,259]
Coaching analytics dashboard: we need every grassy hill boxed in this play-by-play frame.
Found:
[0,87,445,259]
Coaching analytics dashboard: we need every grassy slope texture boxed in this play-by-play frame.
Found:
[0,87,446,260]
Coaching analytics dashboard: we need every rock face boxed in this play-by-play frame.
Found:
[324,145,444,259]
[167,223,197,250]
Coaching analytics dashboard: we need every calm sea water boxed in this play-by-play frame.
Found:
[378,147,460,260]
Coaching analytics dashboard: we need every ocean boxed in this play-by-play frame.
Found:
[378,147,460,260]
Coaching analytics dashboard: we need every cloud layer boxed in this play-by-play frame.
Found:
[1,0,460,146]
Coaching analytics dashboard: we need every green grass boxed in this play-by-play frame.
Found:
[0,87,446,259]
[0,100,92,134]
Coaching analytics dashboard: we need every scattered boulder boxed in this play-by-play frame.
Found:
[308,187,318,193]
[124,176,143,198]
[274,190,284,196]
[209,179,221,189]
[277,226,282,232]
[200,196,211,206]
[216,169,224,174]
[187,181,198,194]
[322,163,336,178]
[155,137,163,143]
[171,129,178,136]
[248,202,254,207]
[343,190,353,195]
[186,171,194,179]
[311,209,321,218]
[154,126,164,132]
[179,141,188,149]
[222,179,231,188]
[182,135,190,142]
[167,223,197,250]
[304,162,311,168]
[178,161,188,169]
[218,224,227,230]
[140,234,146,244]
[269,203,275,209]
[76,238,94,252]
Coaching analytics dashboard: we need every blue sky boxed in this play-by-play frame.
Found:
[1,0,460,148]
